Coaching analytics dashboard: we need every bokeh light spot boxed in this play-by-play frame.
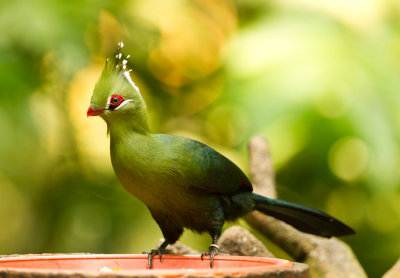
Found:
[329,137,369,181]
[142,0,236,87]
[366,193,400,234]
[327,188,367,226]
[68,62,113,175]
[205,105,248,147]
[57,202,113,252]
[314,90,352,119]
[0,173,31,251]
[260,117,308,168]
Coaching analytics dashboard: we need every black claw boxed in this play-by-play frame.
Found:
[148,255,152,269]
[143,248,163,269]
[201,244,220,268]
[143,241,169,269]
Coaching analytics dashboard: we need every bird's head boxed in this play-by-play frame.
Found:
[87,42,149,134]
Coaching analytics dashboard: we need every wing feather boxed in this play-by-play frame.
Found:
[157,135,253,196]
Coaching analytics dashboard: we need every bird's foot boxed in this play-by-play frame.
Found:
[142,247,165,269]
[201,244,226,268]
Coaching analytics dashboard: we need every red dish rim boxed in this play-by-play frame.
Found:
[0,254,293,276]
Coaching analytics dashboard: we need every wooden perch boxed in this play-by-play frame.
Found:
[157,239,200,255]
[218,226,274,258]
[163,227,309,277]
[383,259,400,278]
[245,136,367,278]
[158,226,275,258]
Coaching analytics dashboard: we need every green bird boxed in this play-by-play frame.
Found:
[87,43,354,269]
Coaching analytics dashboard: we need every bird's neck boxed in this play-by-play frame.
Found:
[105,113,150,137]
[108,122,150,137]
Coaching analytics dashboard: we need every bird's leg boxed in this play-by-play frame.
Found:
[142,240,169,269]
[201,234,225,268]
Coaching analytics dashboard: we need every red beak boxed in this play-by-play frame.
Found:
[87,107,104,117]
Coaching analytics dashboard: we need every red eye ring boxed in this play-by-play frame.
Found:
[109,94,124,109]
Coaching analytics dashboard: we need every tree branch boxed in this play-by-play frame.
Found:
[245,136,367,278]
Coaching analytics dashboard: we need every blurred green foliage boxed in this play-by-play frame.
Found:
[1,0,400,276]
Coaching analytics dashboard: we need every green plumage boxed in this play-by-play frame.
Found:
[87,43,354,268]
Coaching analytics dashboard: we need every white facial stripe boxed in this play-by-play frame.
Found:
[105,95,112,109]
[114,99,133,110]
[123,71,142,99]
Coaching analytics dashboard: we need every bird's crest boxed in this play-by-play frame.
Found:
[103,42,141,97]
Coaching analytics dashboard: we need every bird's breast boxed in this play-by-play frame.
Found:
[110,137,182,207]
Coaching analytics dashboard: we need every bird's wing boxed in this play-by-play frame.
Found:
[157,135,253,196]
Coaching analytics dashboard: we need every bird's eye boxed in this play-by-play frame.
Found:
[111,96,120,104]
[108,94,124,110]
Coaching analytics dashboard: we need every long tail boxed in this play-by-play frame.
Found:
[252,193,355,237]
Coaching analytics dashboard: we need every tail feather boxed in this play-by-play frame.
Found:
[252,194,355,237]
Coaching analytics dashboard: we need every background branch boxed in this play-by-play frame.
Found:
[245,136,367,278]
